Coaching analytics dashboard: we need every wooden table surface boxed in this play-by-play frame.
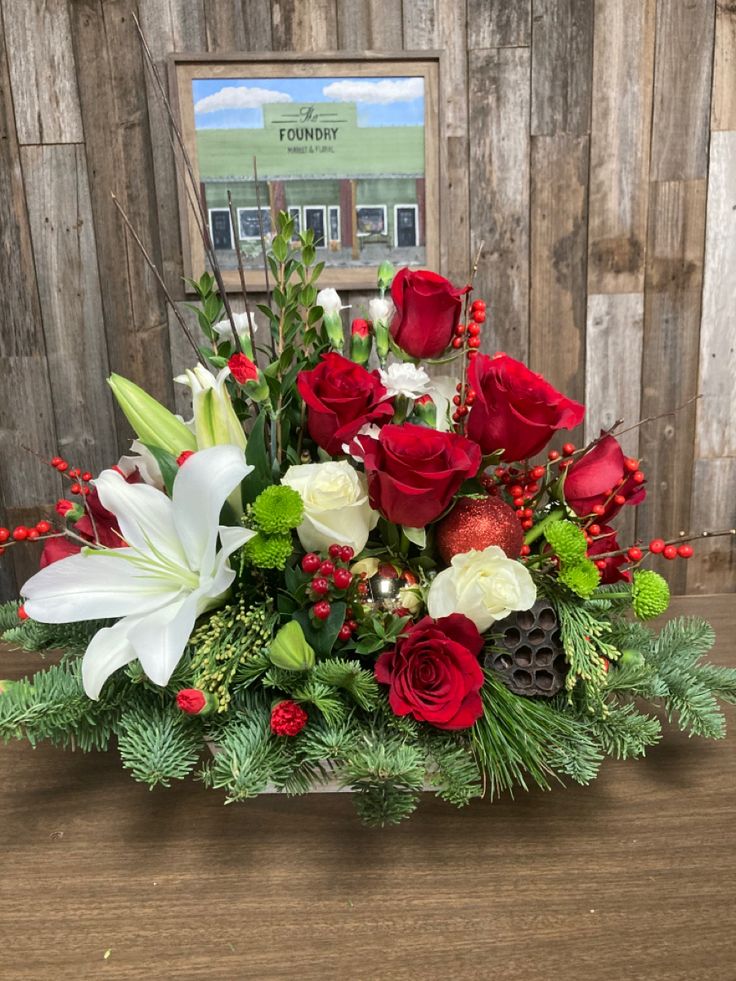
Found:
[1,595,734,981]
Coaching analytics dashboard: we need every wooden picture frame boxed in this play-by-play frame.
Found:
[169,52,440,292]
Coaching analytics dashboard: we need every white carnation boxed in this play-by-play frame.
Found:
[213,311,257,342]
[369,296,395,325]
[379,363,432,400]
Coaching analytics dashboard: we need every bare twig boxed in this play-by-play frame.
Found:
[458,239,485,433]
[227,188,257,358]
[253,156,273,316]
[111,193,204,365]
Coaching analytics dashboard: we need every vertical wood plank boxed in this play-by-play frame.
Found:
[404,0,470,284]
[587,0,655,295]
[21,144,118,474]
[650,0,715,180]
[203,0,247,48]
[69,0,174,446]
[688,131,736,592]
[529,134,589,411]
[467,0,531,48]
[712,0,736,131]
[242,0,275,48]
[271,0,339,50]
[336,0,403,49]
[468,47,530,360]
[530,0,594,137]
[1,0,83,145]
[0,5,60,599]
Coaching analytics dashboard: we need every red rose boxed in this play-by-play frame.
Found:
[228,353,258,384]
[297,353,394,455]
[390,268,470,358]
[467,353,585,461]
[375,613,484,730]
[564,435,646,521]
[362,423,481,527]
[587,524,631,584]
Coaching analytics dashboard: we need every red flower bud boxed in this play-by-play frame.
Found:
[351,317,370,338]
[177,450,195,467]
[175,688,216,716]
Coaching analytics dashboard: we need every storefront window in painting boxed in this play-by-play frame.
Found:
[174,59,439,289]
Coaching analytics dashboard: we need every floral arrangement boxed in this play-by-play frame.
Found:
[1,212,735,827]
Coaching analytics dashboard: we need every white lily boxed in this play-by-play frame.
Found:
[21,445,255,700]
[175,364,247,452]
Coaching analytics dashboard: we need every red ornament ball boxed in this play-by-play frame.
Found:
[435,496,524,564]
[270,700,308,737]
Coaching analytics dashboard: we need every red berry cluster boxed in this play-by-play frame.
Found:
[583,456,646,520]
[485,462,546,548]
[301,543,359,640]
[0,518,55,557]
[644,538,694,561]
[451,298,486,424]
[50,456,93,497]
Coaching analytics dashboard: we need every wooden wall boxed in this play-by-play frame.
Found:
[0,0,734,599]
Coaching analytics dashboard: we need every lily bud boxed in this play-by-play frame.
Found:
[412,394,437,427]
[175,365,246,453]
[349,318,372,366]
[317,288,347,351]
[377,260,395,293]
[108,374,197,457]
[268,621,316,671]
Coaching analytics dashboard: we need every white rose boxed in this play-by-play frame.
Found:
[379,363,432,400]
[369,296,395,325]
[282,461,378,554]
[427,546,537,632]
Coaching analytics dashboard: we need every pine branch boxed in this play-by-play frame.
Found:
[2,616,105,654]
[311,658,380,710]
[117,703,203,788]
[583,703,662,759]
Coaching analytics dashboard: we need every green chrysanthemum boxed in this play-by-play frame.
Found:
[545,519,588,565]
[251,485,304,534]
[632,570,670,620]
[244,532,294,570]
[558,557,601,599]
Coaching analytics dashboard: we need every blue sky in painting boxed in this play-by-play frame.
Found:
[192,77,424,129]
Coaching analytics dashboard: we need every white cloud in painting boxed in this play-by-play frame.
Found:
[322,78,424,105]
[194,86,293,114]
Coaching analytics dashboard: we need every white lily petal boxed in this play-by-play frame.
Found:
[172,445,252,574]
[94,469,187,566]
[128,591,201,688]
[22,550,179,623]
[82,618,138,700]
[204,525,256,598]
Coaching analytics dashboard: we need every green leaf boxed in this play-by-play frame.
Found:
[294,601,346,658]
[241,411,272,503]
[272,236,288,262]
[141,443,179,495]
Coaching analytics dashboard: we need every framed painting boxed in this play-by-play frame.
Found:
[170,53,440,291]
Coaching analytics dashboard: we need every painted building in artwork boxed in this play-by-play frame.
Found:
[197,101,425,264]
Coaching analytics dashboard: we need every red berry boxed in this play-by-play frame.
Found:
[677,544,694,559]
[301,553,320,573]
[451,337,463,349]
[627,547,643,562]
[613,494,626,506]
[319,560,335,576]
[595,560,607,571]
[588,523,601,537]
[452,394,461,406]
[311,577,329,596]
[81,472,92,482]
[521,519,533,530]
[562,442,576,456]
[548,450,560,461]
[12,526,29,541]
[17,604,29,621]
[624,457,639,473]
[649,538,666,554]
[70,482,81,494]
[82,487,91,496]
[471,310,486,324]
[27,529,40,541]
[340,546,354,562]
[337,624,352,642]
[663,545,678,560]
[592,504,606,516]
[328,544,343,559]
[50,456,62,467]
[35,520,52,534]
[467,336,481,349]
[467,322,481,337]
[55,499,74,517]
[510,484,524,498]
[471,299,486,312]
[558,460,570,472]
[531,466,545,480]
[454,323,466,335]
[313,600,331,620]
[520,545,531,556]
[633,471,645,484]
[0,528,9,543]
[56,461,69,472]
[333,568,353,590]
[347,620,359,632]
